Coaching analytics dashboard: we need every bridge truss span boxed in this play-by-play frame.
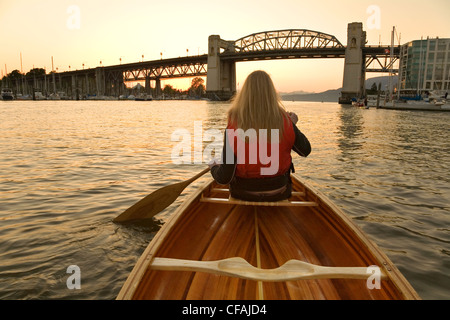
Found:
[232,29,344,53]
[363,46,400,73]
[120,55,208,81]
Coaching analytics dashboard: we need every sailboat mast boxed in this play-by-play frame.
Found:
[388,26,394,100]
[396,32,402,100]
[51,56,56,94]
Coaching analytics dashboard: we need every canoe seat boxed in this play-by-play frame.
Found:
[200,195,318,207]
[211,188,305,197]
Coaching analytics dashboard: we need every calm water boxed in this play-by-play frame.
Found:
[0,99,448,300]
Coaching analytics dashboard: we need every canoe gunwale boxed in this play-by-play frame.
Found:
[295,176,420,300]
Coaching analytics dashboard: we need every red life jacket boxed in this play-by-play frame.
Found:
[226,115,295,178]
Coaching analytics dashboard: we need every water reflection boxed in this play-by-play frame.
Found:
[205,101,229,128]
[0,100,448,299]
[336,106,365,163]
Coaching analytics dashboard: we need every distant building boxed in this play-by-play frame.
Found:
[399,38,450,97]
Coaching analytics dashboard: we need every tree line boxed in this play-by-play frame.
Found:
[162,77,205,98]
[1,68,46,86]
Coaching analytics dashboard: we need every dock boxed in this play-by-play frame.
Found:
[378,101,450,112]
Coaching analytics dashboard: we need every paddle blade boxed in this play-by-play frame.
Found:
[113,168,210,223]
[113,182,186,223]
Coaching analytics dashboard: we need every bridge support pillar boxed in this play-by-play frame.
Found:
[339,22,366,104]
[155,78,162,97]
[145,77,151,95]
[71,75,80,100]
[206,35,236,101]
[95,67,105,97]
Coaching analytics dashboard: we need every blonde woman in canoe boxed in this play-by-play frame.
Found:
[209,70,311,202]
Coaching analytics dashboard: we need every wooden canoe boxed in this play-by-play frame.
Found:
[116,174,420,300]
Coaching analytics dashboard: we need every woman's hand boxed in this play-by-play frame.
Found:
[288,112,298,124]
[208,158,221,169]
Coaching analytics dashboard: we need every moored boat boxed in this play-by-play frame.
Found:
[34,91,47,100]
[135,93,153,101]
[48,93,61,100]
[380,99,450,111]
[16,93,32,100]
[1,88,14,100]
[116,174,420,300]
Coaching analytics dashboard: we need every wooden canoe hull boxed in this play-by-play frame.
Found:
[117,174,420,300]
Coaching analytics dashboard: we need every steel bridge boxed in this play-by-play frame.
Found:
[215,29,397,69]
[8,23,399,102]
[207,27,398,101]
[226,29,345,60]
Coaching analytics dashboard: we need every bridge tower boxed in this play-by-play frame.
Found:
[206,35,236,100]
[339,22,367,104]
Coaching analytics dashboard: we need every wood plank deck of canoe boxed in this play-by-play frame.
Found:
[120,176,419,300]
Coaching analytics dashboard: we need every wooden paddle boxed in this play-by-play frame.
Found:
[113,167,210,223]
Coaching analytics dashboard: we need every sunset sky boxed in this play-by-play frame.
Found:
[1,0,449,93]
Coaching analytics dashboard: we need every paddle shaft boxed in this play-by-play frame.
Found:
[185,167,211,184]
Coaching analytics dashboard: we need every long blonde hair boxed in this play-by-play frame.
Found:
[228,70,287,136]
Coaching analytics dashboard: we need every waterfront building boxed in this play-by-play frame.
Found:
[398,37,450,98]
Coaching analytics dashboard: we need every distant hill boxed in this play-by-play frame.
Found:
[280,76,397,102]
[280,89,341,102]
[365,75,398,91]
[278,90,314,96]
